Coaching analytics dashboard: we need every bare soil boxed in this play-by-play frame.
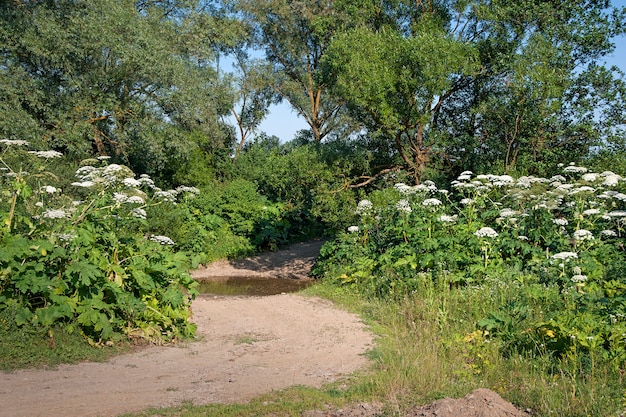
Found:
[0,240,529,417]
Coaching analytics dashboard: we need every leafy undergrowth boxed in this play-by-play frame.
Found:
[1,143,198,347]
[309,164,626,416]
[0,317,132,371]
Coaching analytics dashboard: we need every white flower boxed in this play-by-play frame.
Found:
[97,155,111,160]
[126,196,145,204]
[71,181,95,188]
[355,199,373,215]
[582,208,600,216]
[0,139,30,146]
[138,175,155,188]
[563,165,588,173]
[75,166,98,180]
[29,150,63,158]
[439,214,458,223]
[457,174,472,181]
[102,164,127,183]
[569,186,595,194]
[491,175,515,187]
[552,218,568,226]
[347,225,359,233]
[571,274,588,283]
[131,208,147,219]
[42,209,69,219]
[413,184,431,192]
[422,180,438,191]
[614,193,626,202]
[113,193,128,204]
[149,235,175,245]
[581,173,598,182]
[551,251,578,261]
[573,229,594,241]
[396,199,412,213]
[176,185,200,194]
[103,164,123,173]
[518,235,529,241]
[394,183,413,194]
[41,186,59,194]
[123,178,141,188]
[460,170,473,176]
[422,198,442,207]
[155,190,177,203]
[607,210,626,217]
[58,232,76,242]
[601,229,617,237]
[550,175,567,183]
[460,198,473,205]
[499,208,517,218]
[603,175,621,186]
[35,201,44,208]
[475,227,498,238]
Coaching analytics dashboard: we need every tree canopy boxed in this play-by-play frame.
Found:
[0,0,244,179]
[1,0,625,183]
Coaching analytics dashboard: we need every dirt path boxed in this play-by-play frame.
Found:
[0,239,529,417]
[191,239,326,280]
[0,240,374,417]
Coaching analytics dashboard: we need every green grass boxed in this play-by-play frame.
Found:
[3,280,625,416]
[121,383,377,417]
[0,309,131,371]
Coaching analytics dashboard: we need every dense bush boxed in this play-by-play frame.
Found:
[313,163,626,372]
[0,141,197,344]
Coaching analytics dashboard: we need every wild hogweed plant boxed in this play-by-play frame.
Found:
[0,139,199,345]
[313,163,626,371]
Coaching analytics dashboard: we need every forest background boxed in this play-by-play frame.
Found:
[2,1,626,415]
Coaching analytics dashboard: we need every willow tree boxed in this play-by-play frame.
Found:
[323,2,479,182]
[0,0,244,179]
[227,0,361,142]
[323,0,626,180]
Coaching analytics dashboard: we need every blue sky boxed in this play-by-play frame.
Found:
[257,2,626,142]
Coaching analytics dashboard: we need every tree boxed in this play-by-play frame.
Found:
[227,54,281,157]
[322,0,626,181]
[429,0,626,176]
[0,0,244,181]
[324,2,479,182]
[227,0,358,142]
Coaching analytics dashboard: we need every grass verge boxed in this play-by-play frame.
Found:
[3,279,625,416]
[0,308,132,371]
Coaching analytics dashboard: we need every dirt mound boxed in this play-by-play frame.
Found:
[305,389,529,417]
[406,389,530,417]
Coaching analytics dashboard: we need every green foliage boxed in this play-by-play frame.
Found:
[0,144,197,345]
[229,0,354,142]
[234,136,367,235]
[0,304,128,370]
[0,0,242,165]
[313,162,626,414]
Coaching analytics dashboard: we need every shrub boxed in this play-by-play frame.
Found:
[313,164,626,372]
[0,141,197,344]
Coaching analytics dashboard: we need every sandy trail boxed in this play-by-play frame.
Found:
[0,241,374,417]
